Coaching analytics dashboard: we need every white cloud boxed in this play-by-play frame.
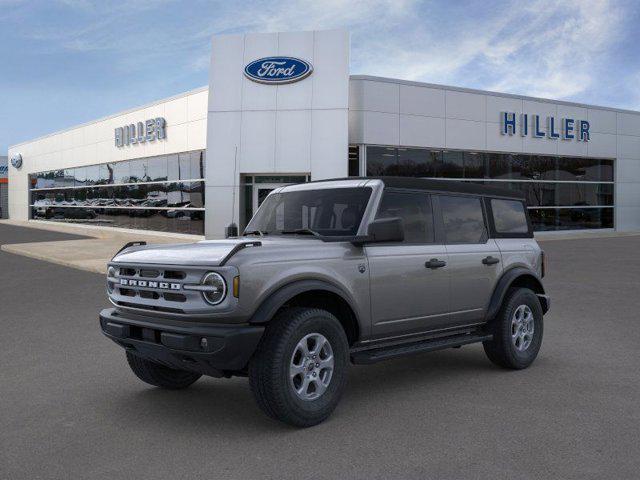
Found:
[344,0,625,101]
[7,0,632,104]
[484,0,624,99]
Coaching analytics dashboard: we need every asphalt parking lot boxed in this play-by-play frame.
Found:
[1,224,639,480]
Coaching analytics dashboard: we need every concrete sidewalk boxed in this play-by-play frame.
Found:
[0,220,202,274]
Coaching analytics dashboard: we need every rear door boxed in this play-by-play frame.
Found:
[437,194,503,326]
[366,190,450,339]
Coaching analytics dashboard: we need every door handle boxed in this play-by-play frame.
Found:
[425,258,447,269]
[482,256,500,265]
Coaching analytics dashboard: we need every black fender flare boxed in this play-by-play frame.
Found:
[248,279,360,326]
[485,267,547,321]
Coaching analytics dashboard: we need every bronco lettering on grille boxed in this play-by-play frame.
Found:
[119,279,181,290]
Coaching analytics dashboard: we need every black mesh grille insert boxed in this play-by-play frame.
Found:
[139,269,160,278]
[163,292,187,303]
[139,290,160,299]
[164,270,186,280]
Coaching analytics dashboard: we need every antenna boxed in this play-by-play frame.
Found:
[231,145,238,222]
[225,146,239,238]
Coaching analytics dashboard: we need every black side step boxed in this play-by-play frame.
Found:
[350,333,492,365]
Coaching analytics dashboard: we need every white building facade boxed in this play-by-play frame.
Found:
[8,29,640,237]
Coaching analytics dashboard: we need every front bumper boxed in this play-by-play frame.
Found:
[99,308,264,377]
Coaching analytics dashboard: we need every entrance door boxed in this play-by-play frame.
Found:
[242,175,309,231]
[252,183,284,212]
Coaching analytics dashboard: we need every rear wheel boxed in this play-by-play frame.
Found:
[249,307,349,427]
[483,288,544,369]
[126,351,201,389]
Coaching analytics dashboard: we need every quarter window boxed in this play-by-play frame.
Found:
[440,195,487,244]
[491,199,529,234]
[375,191,434,243]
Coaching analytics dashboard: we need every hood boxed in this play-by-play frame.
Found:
[112,238,259,266]
[111,236,326,266]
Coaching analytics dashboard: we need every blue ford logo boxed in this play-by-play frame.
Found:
[10,153,23,169]
[244,56,313,84]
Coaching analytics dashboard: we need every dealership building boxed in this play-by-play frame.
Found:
[7,29,640,238]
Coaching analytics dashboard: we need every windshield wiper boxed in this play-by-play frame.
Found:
[244,230,267,236]
[280,228,321,237]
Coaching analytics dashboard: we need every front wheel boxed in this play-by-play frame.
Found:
[483,287,544,369]
[249,307,349,427]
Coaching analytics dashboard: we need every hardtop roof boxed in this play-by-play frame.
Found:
[308,177,525,199]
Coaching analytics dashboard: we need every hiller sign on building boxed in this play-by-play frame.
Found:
[501,112,590,141]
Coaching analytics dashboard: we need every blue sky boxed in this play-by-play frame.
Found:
[2,0,639,153]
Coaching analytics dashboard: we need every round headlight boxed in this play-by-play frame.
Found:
[201,272,226,305]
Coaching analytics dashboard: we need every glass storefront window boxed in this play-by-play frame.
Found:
[440,151,464,178]
[129,159,148,183]
[167,154,180,181]
[74,167,87,187]
[487,152,511,179]
[84,165,98,185]
[365,146,615,231]
[148,155,168,182]
[529,208,614,231]
[463,152,487,178]
[29,150,206,235]
[53,170,65,187]
[188,182,205,208]
[366,146,398,176]
[112,161,130,184]
[398,148,439,177]
[99,163,113,184]
[558,157,614,182]
[348,145,360,176]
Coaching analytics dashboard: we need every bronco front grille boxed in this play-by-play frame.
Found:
[107,264,227,315]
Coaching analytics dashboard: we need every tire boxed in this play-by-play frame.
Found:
[126,351,202,389]
[483,287,544,369]
[249,307,349,428]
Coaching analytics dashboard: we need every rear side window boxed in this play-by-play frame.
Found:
[376,191,434,243]
[440,195,487,244]
[491,199,529,234]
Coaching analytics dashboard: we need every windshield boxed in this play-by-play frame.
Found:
[245,187,372,237]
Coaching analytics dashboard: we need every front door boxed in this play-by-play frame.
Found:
[366,190,451,339]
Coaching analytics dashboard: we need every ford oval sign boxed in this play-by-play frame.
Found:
[10,153,23,169]
[244,56,313,85]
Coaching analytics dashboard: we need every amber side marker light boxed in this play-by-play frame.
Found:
[233,276,240,298]
[541,251,546,278]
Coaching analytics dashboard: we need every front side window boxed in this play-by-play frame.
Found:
[440,195,487,244]
[245,187,372,237]
[375,191,434,243]
[491,199,529,234]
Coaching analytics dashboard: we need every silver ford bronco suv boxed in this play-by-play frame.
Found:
[100,177,549,427]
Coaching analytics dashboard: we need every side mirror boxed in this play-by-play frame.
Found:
[364,217,404,243]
